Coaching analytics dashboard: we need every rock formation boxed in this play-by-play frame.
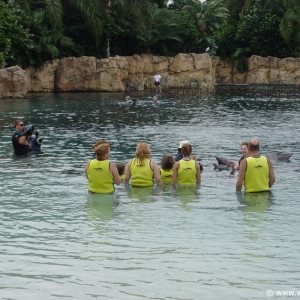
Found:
[215,55,300,85]
[0,66,28,98]
[1,53,300,98]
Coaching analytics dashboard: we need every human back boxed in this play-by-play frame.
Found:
[87,159,114,193]
[177,159,197,184]
[236,139,275,193]
[244,155,270,192]
[85,142,121,193]
[172,143,201,185]
[124,142,162,187]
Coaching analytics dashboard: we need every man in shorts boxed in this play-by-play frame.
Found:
[154,72,161,93]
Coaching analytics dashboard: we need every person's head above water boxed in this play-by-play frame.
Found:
[248,139,260,153]
[135,142,151,164]
[161,154,175,171]
[94,142,110,160]
[178,140,190,150]
[14,120,24,132]
[181,143,192,157]
[153,96,158,103]
[240,141,249,157]
[92,139,107,150]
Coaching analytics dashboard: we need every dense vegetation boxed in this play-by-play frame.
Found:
[0,0,299,70]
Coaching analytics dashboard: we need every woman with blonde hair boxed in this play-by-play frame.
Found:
[124,142,162,186]
[172,143,201,185]
[85,142,121,193]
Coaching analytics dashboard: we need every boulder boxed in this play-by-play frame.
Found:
[26,60,59,92]
[0,66,28,98]
[55,56,97,91]
[169,53,194,73]
[216,58,233,83]
[95,56,128,91]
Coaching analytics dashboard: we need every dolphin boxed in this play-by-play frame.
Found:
[213,156,231,171]
[266,152,293,161]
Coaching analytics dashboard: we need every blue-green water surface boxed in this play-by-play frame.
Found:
[0,92,299,300]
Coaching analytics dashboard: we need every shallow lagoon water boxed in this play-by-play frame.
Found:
[0,92,300,299]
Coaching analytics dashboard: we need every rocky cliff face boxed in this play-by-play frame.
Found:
[1,54,300,98]
[24,53,217,93]
[215,55,300,85]
[0,66,28,98]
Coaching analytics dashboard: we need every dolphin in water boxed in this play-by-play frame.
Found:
[266,152,293,161]
[213,156,232,171]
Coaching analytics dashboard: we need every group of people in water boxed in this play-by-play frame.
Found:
[125,95,159,105]
[12,119,276,195]
[84,138,276,194]
[85,140,201,194]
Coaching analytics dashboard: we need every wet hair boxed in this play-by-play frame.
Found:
[94,142,110,159]
[248,140,259,151]
[116,163,125,176]
[125,96,130,100]
[181,143,192,157]
[92,140,107,150]
[135,142,151,165]
[161,154,175,171]
[14,120,23,128]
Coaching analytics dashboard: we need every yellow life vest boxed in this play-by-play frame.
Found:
[177,159,197,184]
[87,159,114,193]
[244,156,269,193]
[160,168,173,184]
[130,158,154,187]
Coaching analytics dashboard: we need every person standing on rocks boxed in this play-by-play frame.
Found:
[154,72,161,93]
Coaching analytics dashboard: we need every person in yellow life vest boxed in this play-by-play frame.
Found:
[160,154,175,184]
[124,142,163,187]
[85,142,121,193]
[171,143,201,185]
[236,139,275,193]
[116,163,125,182]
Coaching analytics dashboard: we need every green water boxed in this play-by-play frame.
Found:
[0,92,299,299]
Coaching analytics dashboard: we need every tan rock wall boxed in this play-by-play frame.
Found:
[216,55,300,85]
[0,66,28,98]
[2,54,300,98]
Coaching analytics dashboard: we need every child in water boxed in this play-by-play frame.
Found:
[116,163,126,182]
[160,154,175,184]
[125,96,137,105]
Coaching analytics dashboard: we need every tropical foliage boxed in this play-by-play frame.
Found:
[0,0,299,69]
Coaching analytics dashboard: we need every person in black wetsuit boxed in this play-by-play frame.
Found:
[11,120,31,155]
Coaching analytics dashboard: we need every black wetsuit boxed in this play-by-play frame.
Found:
[12,131,30,155]
[238,156,245,166]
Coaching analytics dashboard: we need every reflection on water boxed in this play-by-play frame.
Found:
[237,191,273,213]
[0,92,300,299]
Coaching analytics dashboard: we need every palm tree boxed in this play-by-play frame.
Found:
[11,0,105,45]
[138,4,183,53]
[198,0,229,36]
